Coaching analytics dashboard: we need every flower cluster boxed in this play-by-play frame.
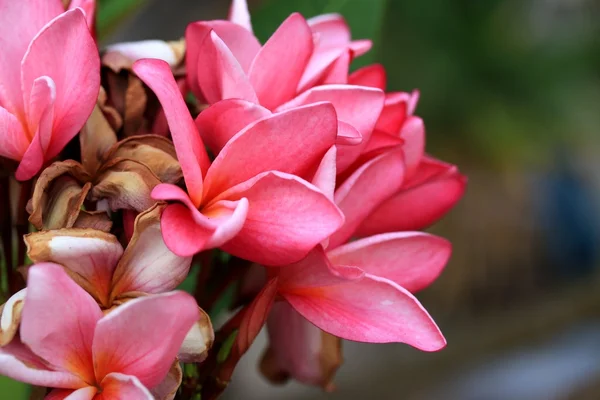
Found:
[0,0,466,398]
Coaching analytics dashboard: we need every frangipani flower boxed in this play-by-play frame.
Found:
[185,0,385,173]
[0,263,198,399]
[133,59,344,265]
[0,1,99,180]
[241,232,451,387]
[2,205,213,362]
[343,66,467,234]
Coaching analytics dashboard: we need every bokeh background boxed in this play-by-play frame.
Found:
[3,0,600,398]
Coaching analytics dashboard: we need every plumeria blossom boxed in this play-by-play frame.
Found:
[0,0,99,180]
[0,263,198,399]
[185,0,385,173]
[133,59,344,265]
[1,205,214,362]
[345,65,467,234]
[238,232,451,387]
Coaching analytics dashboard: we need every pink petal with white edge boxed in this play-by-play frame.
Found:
[203,102,337,201]
[328,147,405,249]
[68,0,96,29]
[278,249,445,350]
[194,99,270,155]
[348,64,387,90]
[357,157,467,235]
[21,263,102,384]
[25,229,123,306]
[46,387,97,400]
[277,85,385,173]
[21,8,99,159]
[219,171,344,266]
[134,59,209,206]
[93,292,199,388]
[248,13,313,109]
[0,339,84,388]
[151,183,248,257]
[15,77,55,181]
[195,30,258,104]
[0,0,62,113]
[0,105,28,161]
[228,0,253,33]
[327,232,451,293]
[97,373,154,399]
[110,205,192,298]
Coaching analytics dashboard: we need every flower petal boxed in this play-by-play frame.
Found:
[25,229,123,306]
[21,263,102,383]
[327,232,451,293]
[194,99,270,155]
[98,373,153,400]
[248,13,313,109]
[311,145,337,201]
[151,183,249,257]
[79,104,118,174]
[0,105,29,161]
[203,102,337,201]
[348,64,387,90]
[328,147,405,249]
[228,0,253,33]
[357,157,467,234]
[0,289,26,346]
[401,116,425,177]
[219,171,344,266]
[237,278,278,355]
[261,301,342,389]
[21,8,100,160]
[46,387,97,400]
[278,250,446,350]
[0,339,84,388]
[110,204,192,298]
[0,0,62,114]
[92,292,199,388]
[178,308,214,363]
[149,361,182,400]
[277,84,385,173]
[133,59,209,206]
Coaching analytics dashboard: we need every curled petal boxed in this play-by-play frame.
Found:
[261,301,342,389]
[150,361,182,400]
[0,289,27,346]
[25,229,123,306]
[80,104,118,174]
[219,171,344,266]
[110,204,193,298]
[91,159,162,212]
[327,232,452,293]
[357,157,467,234]
[28,160,91,230]
[178,308,214,363]
[99,373,153,399]
[237,278,278,355]
[0,106,28,161]
[103,40,185,72]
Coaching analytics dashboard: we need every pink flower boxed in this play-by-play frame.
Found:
[133,59,344,265]
[0,1,100,180]
[241,233,451,386]
[0,263,198,399]
[185,0,384,174]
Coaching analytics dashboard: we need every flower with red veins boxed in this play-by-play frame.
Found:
[0,263,197,399]
[1,205,213,364]
[239,232,451,388]
[184,0,385,174]
[0,1,99,181]
[133,59,344,265]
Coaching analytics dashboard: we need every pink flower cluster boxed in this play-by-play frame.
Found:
[0,0,466,398]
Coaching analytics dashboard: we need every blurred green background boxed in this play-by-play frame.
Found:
[3,0,600,398]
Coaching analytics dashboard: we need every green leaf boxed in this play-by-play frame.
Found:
[208,282,237,320]
[217,330,239,364]
[97,0,147,39]
[177,264,200,294]
[0,376,29,399]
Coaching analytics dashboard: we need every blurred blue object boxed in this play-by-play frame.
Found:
[534,147,600,279]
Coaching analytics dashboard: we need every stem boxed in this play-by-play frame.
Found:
[16,179,32,270]
[200,257,249,312]
[0,176,13,297]
[194,251,213,304]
